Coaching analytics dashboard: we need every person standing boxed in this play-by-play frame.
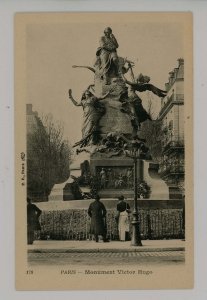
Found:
[116,195,131,241]
[27,197,42,245]
[88,195,109,242]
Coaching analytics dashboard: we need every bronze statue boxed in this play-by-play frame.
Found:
[95,27,121,85]
[119,70,165,135]
[68,86,109,147]
[69,28,160,157]
[72,58,133,76]
[123,74,167,98]
[120,85,152,135]
[72,65,95,73]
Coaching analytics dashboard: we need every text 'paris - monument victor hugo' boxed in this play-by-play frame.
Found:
[64,26,169,201]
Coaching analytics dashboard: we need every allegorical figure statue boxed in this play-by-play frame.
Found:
[68,86,109,147]
[72,58,133,77]
[123,74,167,98]
[120,72,167,135]
[120,85,152,135]
[95,27,121,85]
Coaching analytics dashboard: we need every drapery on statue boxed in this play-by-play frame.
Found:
[68,85,110,148]
[119,71,166,135]
[94,27,121,85]
[120,85,152,135]
[69,28,165,151]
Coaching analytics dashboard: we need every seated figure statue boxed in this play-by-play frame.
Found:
[94,27,122,85]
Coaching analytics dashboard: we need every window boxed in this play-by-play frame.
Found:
[169,120,173,130]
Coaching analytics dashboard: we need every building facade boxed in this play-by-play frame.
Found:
[26,104,39,134]
[158,58,184,199]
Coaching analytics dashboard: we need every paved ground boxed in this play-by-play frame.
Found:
[28,239,185,252]
[28,239,185,266]
[28,250,184,266]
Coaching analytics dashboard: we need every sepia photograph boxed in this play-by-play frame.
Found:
[15,12,193,290]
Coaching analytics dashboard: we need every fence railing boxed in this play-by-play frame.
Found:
[39,208,184,240]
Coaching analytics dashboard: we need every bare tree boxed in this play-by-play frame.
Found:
[27,113,73,201]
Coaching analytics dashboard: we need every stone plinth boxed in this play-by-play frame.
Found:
[48,181,69,202]
[90,151,169,200]
[48,162,82,201]
[48,177,78,202]
[94,76,133,135]
[90,153,133,173]
[100,98,133,135]
[144,162,169,200]
[94,76,126,96]
[90,153,138,198]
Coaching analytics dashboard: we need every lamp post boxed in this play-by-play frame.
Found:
[124,138,150,246]
[126,148,142,246]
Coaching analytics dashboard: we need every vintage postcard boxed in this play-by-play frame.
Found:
[15,12,193,290]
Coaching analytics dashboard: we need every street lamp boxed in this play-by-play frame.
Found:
[124,138,151,246]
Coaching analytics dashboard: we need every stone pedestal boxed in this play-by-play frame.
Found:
[99,98,133,135]
[48,181,70,201]
[95,76,133,136]
[144,162,169,200]
[90,153,138,198]
[48,162,82,201]
[90,151,169,200]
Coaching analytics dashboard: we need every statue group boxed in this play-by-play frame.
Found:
[68,27,166,153]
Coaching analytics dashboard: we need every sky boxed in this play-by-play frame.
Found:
[26,14,184,145]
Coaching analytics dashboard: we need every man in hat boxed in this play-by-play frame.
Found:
[88,195,109,242]
[27,197,42,245]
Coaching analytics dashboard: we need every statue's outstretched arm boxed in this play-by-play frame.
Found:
[72,65,95,73]
[68,89,81,106]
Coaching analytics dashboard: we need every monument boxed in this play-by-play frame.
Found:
[49,27,168,202]
[46,26,172,247]
[67,27,168,200]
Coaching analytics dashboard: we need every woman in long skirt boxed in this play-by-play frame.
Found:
[116,195,131,241]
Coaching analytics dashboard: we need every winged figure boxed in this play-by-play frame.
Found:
[123,74,167,98]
